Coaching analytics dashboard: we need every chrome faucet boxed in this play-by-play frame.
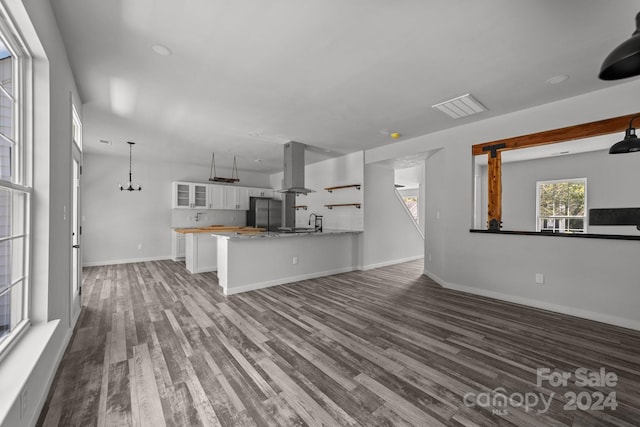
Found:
[308,213,323,232]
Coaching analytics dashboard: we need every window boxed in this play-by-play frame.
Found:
[0,15,31,357]
[402,196,419,223]
[536,178,586,233]
[72,103,81,150]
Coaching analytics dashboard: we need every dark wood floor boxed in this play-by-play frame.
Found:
[37,259,640,426]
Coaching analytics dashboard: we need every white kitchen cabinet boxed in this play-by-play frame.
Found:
[208,184,251,210]
[236,187,250,210]
[171,230,186,261]
[248,187,272,198]
[208,184,225,209]
[172,182,209,209]
[185,233,217,273]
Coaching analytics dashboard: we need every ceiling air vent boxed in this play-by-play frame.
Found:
[432,93,487,119]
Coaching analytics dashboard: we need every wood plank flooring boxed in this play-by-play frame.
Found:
[37,260,640,426]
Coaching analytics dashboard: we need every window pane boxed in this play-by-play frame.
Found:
[0,187,8,238]
[0,90,14,143]
[568,218,584,231]
[0,239,8,293]
[537,179,586,233]
[0,288,9,340]
[10,236,23,280]
[0,137,10,181]
[0,188,24,239]
[0,41,13,96]
[9,280,22,330]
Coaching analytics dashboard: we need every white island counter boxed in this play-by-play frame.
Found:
[213,230,362,295]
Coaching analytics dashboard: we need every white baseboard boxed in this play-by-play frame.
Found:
[224,266,356,296]
[362,255,423,271]
[424,270,640,332]
[83,255,171,267]
[188,267,217,274]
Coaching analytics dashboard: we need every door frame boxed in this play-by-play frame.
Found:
[70,100,82,326]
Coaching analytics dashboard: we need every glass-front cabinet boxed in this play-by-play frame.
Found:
[172,182,209,209]
[173,182,272,210]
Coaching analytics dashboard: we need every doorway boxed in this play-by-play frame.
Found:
[70,103,82,325]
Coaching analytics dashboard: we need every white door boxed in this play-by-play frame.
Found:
[70,143,82,324]
[70,101,82,325]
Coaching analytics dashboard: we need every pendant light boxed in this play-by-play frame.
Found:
[609,116,640,154]
[599,12,640,80]
[119,141,142,191]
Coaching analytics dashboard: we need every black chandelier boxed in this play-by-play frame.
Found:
[119,141,142,191]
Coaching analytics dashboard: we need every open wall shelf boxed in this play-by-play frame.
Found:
[293,205,308,210]
[324,184,361,193]
[325,203,361,210]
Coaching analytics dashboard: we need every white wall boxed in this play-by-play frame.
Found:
[361,163,424,269]
[366,80,640,330]
[296,151,364,230]
[1,0,82,425]
[270,151,365,231]
[82,152,271,266]
[423,149,446,278]
[478,148,640,234]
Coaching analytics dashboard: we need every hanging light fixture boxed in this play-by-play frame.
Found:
[599,12,640,80]
[119,141,142,191]
[609,116,640,154]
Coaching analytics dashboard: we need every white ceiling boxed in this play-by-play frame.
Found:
[50,0,640,173]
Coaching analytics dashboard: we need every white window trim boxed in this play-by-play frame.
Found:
[535,177,587,233]
[0,2,32,362]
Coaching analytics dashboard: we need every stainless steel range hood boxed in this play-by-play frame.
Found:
[278,141,315,194]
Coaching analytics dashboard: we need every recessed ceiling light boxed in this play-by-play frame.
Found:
[151,44,172,56]
[546,74,569,85]
[432,93,487,119]
[254,159,264,163]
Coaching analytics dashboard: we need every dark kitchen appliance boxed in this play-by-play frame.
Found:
[246,197,282,231]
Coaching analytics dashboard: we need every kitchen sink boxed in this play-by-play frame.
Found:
[277,227,317,233]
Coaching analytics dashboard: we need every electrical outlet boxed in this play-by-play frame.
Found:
[535,273,545,284]
[137,243,143,250]
[20,387,27,419]
[292,256,298,265]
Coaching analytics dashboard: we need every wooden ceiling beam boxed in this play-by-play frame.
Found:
[471,112,639,156]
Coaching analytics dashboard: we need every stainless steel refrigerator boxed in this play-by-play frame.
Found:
[246,197,282,231]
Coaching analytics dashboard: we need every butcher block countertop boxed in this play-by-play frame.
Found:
[174,225,266,234]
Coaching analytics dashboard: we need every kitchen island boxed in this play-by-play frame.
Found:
[175,226,265,274]
[213,230,362,295]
